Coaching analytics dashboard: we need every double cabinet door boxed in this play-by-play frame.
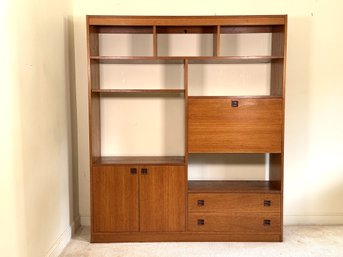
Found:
[92,165,185,233]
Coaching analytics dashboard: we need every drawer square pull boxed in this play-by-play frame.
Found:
[197,219,205,225]
[130,168,137,174]
[264,200,271,207]
[263,219,271,226]
[231,100,239,107]
[197,200,205,206]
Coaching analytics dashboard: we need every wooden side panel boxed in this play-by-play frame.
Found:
[188,212,280,233]
[92,166,139,232]
[188,98,282,153]
[188,193,280,213]
[140,166,186,232]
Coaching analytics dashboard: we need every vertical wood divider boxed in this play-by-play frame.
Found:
[184,58,189,231]
[153,26,157,56]
[213,25,221,56]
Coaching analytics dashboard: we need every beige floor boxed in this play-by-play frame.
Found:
[60,226,343,257]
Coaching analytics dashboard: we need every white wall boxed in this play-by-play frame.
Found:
[73,0,343,225]
[0,0,77,256]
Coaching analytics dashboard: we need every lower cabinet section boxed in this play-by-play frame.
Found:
[92,166,281,241]
[92,165,185,234]
[187,212,281,233]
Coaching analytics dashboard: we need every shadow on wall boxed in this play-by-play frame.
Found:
[64,16,80,229]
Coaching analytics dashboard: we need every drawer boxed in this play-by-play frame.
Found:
[188,193,281,213]
[188,212,281,233]
[188,97,282,153]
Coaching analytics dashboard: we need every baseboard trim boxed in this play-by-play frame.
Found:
[46,215,81,257]
[46,226,71,257]
[284,214,343,225]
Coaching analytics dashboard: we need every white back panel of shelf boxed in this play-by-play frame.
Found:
[188,154,268,180]
[100,96,185,156]
[100,64,184,90]
[188,63,271,96]
[99,34,153,56]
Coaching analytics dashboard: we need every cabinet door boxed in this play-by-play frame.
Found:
[188,98,282,153]
[92,166,139,232]
[140,166,185,232]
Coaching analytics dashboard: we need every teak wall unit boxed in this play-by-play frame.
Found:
[87,15,287,242]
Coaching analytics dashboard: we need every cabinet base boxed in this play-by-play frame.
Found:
[91,232,282,243]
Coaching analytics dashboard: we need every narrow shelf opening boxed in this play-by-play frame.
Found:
[93,156,185,166]
[188,180,281,193]
[188,153,268,181]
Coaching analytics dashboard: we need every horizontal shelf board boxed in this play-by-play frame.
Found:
[188,95,283,99]
[188,56,283,64]
[87,15,287,26]
[90,56,185,64]
[91,89,185,94]
[93,156,186,166]
[188,180,281,194]
[90,56,283,64]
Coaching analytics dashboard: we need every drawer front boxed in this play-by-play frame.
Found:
[188,98,282,153]
[188,212,280,233]
[188,193,281,213]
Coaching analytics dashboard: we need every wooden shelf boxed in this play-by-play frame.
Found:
[187,56,283,64]
[87,15,287,26]
[90,56,184,64]
[188,95,282,99]
[91,89,185,94]
[90,56,283,64]
[93,156,186,166]
[188,180,281,194]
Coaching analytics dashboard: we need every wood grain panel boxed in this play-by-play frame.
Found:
[140,166,185,232]
[188,212,280,233]
[92,232,281,242]
[188,193,280,213]
[188,97,282,153]
[88,15,286,26]
[92,166,139,232]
